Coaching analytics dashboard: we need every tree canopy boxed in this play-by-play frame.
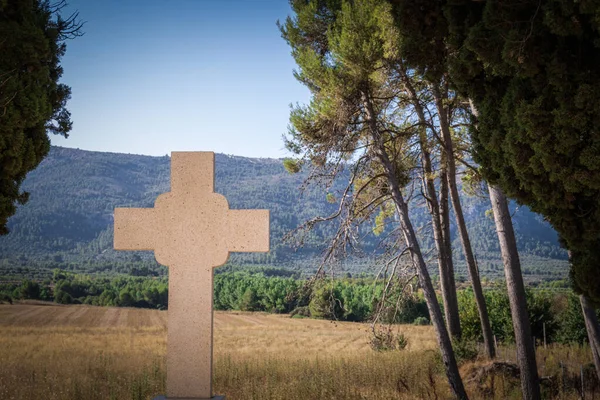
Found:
[392,0,600,303]
[0,0,81,234]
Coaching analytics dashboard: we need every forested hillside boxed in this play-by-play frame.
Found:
[0,146,567,279]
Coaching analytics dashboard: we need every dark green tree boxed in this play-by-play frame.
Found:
[19,279,40,299]
[389,0,600,395]
[0,0,82,234]
[239,287,261,312]
[443,1,600,306]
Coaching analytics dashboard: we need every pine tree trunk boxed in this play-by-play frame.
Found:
[406,73,461,339]
[418,133,461,339]
[392,188,467,400]
[362,92,468,399]
[580,295,600,382]
[439,156,461,339]
[488,184,540,400]
[447,164,495,358]
[434,87,495,358]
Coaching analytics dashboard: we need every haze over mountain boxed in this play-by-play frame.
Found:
[0,147,567,279]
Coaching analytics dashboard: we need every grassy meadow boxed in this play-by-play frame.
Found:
[0,302,597,400]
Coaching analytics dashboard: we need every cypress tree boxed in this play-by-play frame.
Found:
[0,0,81,234]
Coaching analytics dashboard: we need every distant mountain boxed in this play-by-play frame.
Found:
[0,146,568,279]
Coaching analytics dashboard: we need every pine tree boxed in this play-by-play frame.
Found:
[280,1,468,397]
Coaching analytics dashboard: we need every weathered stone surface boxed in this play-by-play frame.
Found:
[115,152,269,399]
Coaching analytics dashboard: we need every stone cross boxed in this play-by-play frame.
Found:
[113,152,269,399]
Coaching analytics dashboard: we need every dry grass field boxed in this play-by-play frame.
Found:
[0,302,596,399]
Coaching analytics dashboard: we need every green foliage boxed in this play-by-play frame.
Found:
[555,294,600,345]
[392,0,600,302]
[0,0,81,234]
[413,316,430,326]
[214,272,425,324]
[283,158,302,174]
[374,289,429,325]
[239,288,261,312]
[372,203,394,236]
[47,271,169,309]
[0,145,569,278]
[458,287,557,343]
[18,279,40,300]
[290,305,311,318]
[54,289,72,304]
[214,271,299,313]
[452,338,479,365]
[369,325,408,351]
[309,281,344,319]
[0,293,12,304]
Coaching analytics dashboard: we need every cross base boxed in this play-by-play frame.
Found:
[152,395,225,400]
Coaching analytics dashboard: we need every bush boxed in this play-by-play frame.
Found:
[556,294,600,344]
[0,294,12,304]
[376,292,429,324]
[54,289,72,304]
[369,326,408,351]
[19,280,40,300]
[239,288,261,312]
[458,288,557,344]
[453,338,479,365]
[527,290,557,343]
[308,282,344,320]
[413,316,430,325]
[290,306,311,318]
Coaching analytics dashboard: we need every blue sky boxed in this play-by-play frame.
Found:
[51,0,310,158]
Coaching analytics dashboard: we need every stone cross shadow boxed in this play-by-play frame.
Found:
[114,152,269,399]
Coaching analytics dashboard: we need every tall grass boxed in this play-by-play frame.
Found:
[0,304,597,399]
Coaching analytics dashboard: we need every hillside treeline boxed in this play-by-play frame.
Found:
[0,147,568,278]
[1,271,597,347]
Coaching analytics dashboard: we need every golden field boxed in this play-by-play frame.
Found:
[0,302,596,399]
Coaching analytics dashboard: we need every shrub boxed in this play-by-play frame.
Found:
[452,338,479,365]
[458,287,557,344]
[19,280,40,300]
[54,289,72,304]
[556,294,600,344]
[290,306,311,318]
[413,316,430,325]
[369,326,408,351]
[239,288,261,312]
[0,294,12,304]
[308,282,343,320]
[376,292,429,324]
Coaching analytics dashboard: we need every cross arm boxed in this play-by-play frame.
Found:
[114,208,158,251]
[227,210,270,253]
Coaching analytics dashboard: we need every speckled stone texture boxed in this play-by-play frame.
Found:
[115,152,269,399]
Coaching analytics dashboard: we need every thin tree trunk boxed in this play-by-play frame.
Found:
[393,186,467,400]
[362,92,468,400]
[403,72,461,339]
[580,294,600,382]
[418,131,461,339]
[439,154,461,339]
[446,155,495,358]
[434,87,495,358]
[488,185,540,400]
